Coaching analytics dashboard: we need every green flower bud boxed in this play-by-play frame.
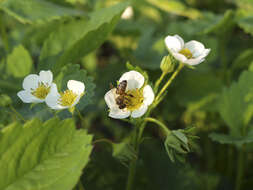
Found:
[160,56,174,74]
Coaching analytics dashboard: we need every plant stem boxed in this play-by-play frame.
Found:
[154,72,166,93]
[144,117,171,134]
[126,125,139,190]
[0,12,9,53]
[155,63,184,102]
[9,105,25,122]
[235,146,245,190]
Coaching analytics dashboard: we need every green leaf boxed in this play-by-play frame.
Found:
[6,45,33,78]
[39,2,129,73]
[55,64,96,111]
[209,133,253,147]
[112,141,137,167]
[238,16,253,36]
[0,117,93,190]
[0,0,84,24]
[164,130,189,163]
[232,49,253,71]
[146,0,202,19]
[219,71,253,136]
[202,10,235,34]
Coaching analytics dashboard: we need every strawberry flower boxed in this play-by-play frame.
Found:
[17,70,55,103]
[104,71,154,119]
[165,34,210,66]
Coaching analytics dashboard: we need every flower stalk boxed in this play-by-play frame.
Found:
[155,63,184,103]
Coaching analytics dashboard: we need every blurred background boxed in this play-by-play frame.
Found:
[1,0,253,190]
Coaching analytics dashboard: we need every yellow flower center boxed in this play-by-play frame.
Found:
[124,89,144,111]
[179,48,193,59]
[31,82,50,99]
[59,90,78,107]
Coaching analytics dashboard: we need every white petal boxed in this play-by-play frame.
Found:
[109,108,130,119]
[45,83,64,109]
[199,48,211,58]
[131,104,148,118]
[172,52,188,63]
[104,89,117,109]
[121,6,134,20]
[184,57,204,66]
[39,70,53,86]
[119,71,145,91]
[183,49,210,66]
[164,35,184,53]
[67,80,85,95]
[17,90,43,103]
[143,85,154,106]
[184,40,205,58]
[22,74,39,91]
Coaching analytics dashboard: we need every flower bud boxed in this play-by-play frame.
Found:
[160,56,174,74]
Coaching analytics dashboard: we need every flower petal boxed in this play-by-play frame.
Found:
[104,89,117,109]
[184,57,205,66]
[67,80,85,95]
[17,90,43,103]
[131,104,148,118]
[39,70,53,85]
[23,74,39,91]
[121,6,134,20]
[164,34,184,53]
[109,107,130,119]
[184,40,205,58]
[143,85,155,106]
[119,71,145,91]
[172,52,188,63]
[198,48,211,59]
[45,83,65,109]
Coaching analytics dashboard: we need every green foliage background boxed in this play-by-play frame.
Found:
[0,0,253,189]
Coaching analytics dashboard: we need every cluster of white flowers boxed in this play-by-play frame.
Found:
[17,70,85,110]
[104,34,210,119]
[18,34,210,119]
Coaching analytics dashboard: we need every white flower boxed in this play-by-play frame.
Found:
[164,34,210,66]
[121,6,134,20]
[104,71,155,119]
[45,80,85,110]
[17,70,55,103]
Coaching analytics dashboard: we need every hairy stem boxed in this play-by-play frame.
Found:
[154,72,166,93]
[126,126,139,190]
[235,146,245,190]
[155,63,184,102]
[144,117,171,134]
[0,12,9,53]
[9,105,25,122]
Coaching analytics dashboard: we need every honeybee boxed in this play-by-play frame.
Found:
[115,80,127,109]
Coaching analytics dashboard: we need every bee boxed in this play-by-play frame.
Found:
[116,80,127,95]
[115,80,127,109]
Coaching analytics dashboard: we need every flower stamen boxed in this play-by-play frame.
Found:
[31,82,51,99]
[179,48,193,59]
[123,89,144,111]
[59,90,78,107]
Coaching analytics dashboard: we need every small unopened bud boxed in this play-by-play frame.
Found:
[160,56,174,74]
